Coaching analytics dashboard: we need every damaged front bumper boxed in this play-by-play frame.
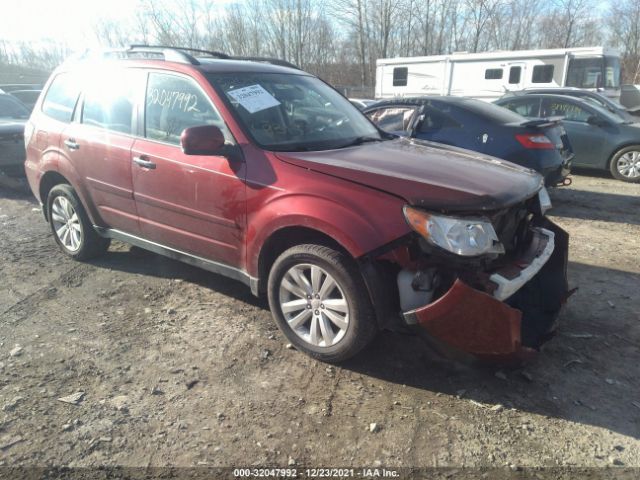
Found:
[401,219,570,363]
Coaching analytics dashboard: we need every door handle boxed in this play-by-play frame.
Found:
[64,138,79,150]
[133,156,156,169]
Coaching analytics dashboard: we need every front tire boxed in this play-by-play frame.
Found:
[46,184,110,260]
[609,146,640,182]
[267,244,377,363]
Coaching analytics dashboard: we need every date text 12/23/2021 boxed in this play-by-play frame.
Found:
[233,468,400,478]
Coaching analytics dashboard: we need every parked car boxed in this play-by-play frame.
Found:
[620,84,640,110]
[0,93,29,177]
[363,96,573,186]
[496,94,640,182]
[9,90,42,111]
[502,87,639,121]
[349,98,378,110]
[25,46,569,363]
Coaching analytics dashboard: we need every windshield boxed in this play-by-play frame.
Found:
[567,57,604,89]
[604,56,621,88]
[0,95,30,120]
[207,72,381,151]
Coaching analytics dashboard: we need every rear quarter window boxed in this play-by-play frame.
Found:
[42,73,80,123]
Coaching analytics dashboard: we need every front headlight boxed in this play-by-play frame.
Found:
[403,206,505,257]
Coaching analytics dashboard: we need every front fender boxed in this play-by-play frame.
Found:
[246,192,409,277]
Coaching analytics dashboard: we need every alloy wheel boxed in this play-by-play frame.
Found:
[278,263,350,348]
[617,151,640,179]
[51,196,83,252]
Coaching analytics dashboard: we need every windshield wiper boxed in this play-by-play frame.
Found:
[336,136,383,149]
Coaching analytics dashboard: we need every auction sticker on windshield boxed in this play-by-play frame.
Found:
[227,84,280,113]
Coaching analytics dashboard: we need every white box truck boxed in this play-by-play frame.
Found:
[375,47,621,102]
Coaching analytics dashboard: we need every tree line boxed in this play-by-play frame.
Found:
[1,0,639,94]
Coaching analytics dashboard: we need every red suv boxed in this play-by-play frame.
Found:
[25,47,569,363]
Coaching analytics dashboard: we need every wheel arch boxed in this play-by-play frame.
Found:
[606,142,640,169]
[39,171,74,221]
[606,143,640,181]
[256,226,352,296]
[38,165,102,225]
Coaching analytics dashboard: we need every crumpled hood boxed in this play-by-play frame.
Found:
[276,137,542,212]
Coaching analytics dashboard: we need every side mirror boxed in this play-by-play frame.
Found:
[181,125,226,155]
[587,115,607,127]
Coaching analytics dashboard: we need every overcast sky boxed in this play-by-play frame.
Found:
[1,0,614,51]
[0,0,139,47]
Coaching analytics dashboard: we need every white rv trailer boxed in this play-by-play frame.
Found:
[375,47,621,102]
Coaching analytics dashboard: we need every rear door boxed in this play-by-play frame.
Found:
[540,97,606,167]
[31,72,81,190]
[131,71,246,267]
[62,68,143,234]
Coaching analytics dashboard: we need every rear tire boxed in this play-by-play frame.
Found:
[267,244,377,363]
[46,184,110,260]
[609,146,640,182]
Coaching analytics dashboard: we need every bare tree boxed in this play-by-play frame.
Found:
[608,0,640,83]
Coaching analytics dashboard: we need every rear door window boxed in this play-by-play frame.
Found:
[366,106,417,132]
[82,70,139,134]
[144,73,229,145]
[42,73,80,123]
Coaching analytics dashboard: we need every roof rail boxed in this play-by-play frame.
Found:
[71,47,200,65]
[71,46,300,70]
[129,44,231,60]
[126,45,201,65]
[232,56,300,70]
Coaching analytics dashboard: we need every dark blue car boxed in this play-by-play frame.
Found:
[364,96,573,186]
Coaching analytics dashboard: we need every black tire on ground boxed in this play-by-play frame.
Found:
[46,184,110,260]
[267,244,377,363]
[609,145,640,183]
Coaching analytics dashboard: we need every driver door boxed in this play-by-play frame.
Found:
[131,71,246,267]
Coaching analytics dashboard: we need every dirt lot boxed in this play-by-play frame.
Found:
[0,173,639,472]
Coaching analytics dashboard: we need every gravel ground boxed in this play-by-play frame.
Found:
[0,173,638,473]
